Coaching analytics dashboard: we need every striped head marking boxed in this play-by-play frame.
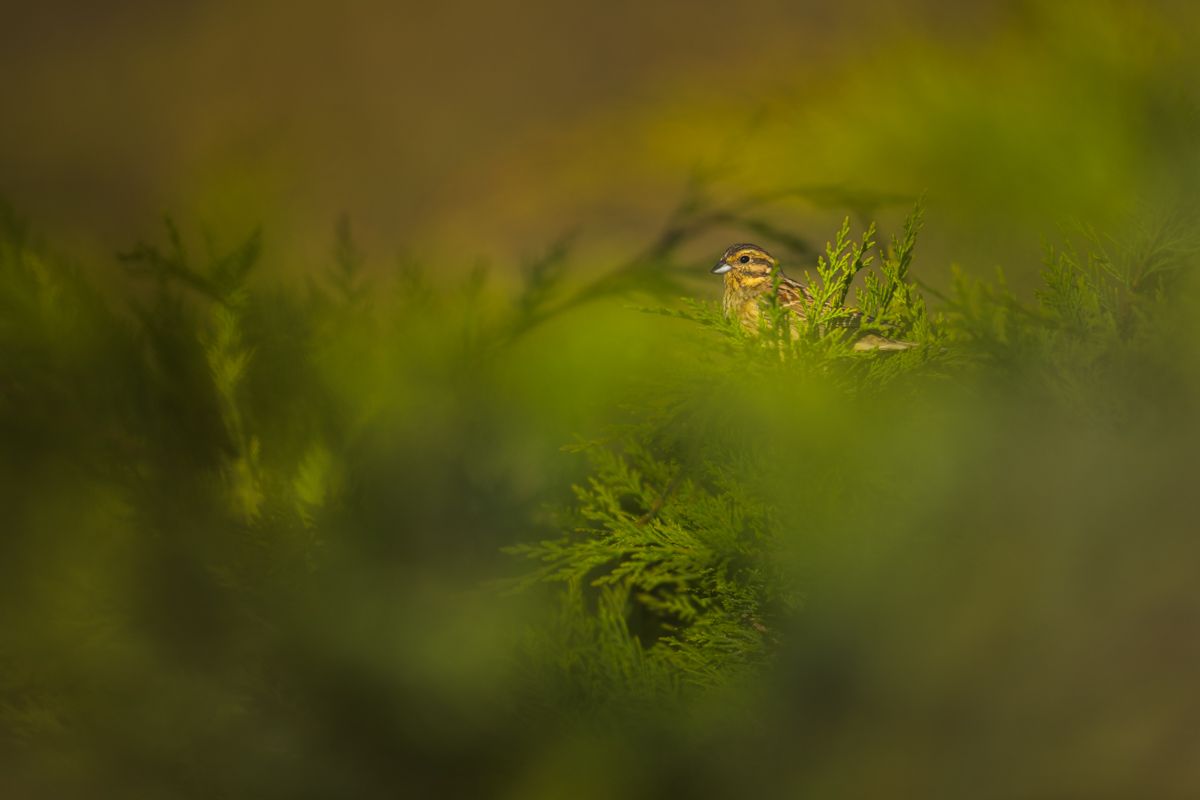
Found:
[711,243,778,278]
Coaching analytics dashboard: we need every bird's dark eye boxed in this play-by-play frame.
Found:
[739,255,750,264]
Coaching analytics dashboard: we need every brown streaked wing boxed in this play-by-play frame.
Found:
[774,276,862,328]
[776,276,813,309]
[826,306,863,329]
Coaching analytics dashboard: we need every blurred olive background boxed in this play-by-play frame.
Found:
[4,0,1200,797]
[5,0,1197,280]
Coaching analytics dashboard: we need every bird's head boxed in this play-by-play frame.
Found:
[711,243,778,284]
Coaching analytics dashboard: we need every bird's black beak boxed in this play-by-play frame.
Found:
[711,261,732,275]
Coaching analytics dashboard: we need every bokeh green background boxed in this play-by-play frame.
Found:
[3,1,1200,797]
[5,1,1196,280]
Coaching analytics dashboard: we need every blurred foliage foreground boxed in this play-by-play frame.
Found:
[3,199,1200,798]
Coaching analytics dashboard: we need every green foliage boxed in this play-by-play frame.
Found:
[2,197,1200,796]
[507,438,792,700]
[938,215,1200,421]
[504,203,1200,723]
[507,210,942,708]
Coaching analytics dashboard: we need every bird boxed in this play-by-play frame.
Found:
[711,243,914,351]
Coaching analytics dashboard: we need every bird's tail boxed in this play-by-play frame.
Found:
[852,334,917,352]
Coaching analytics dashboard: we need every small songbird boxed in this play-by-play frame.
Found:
[711,243,913,351]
